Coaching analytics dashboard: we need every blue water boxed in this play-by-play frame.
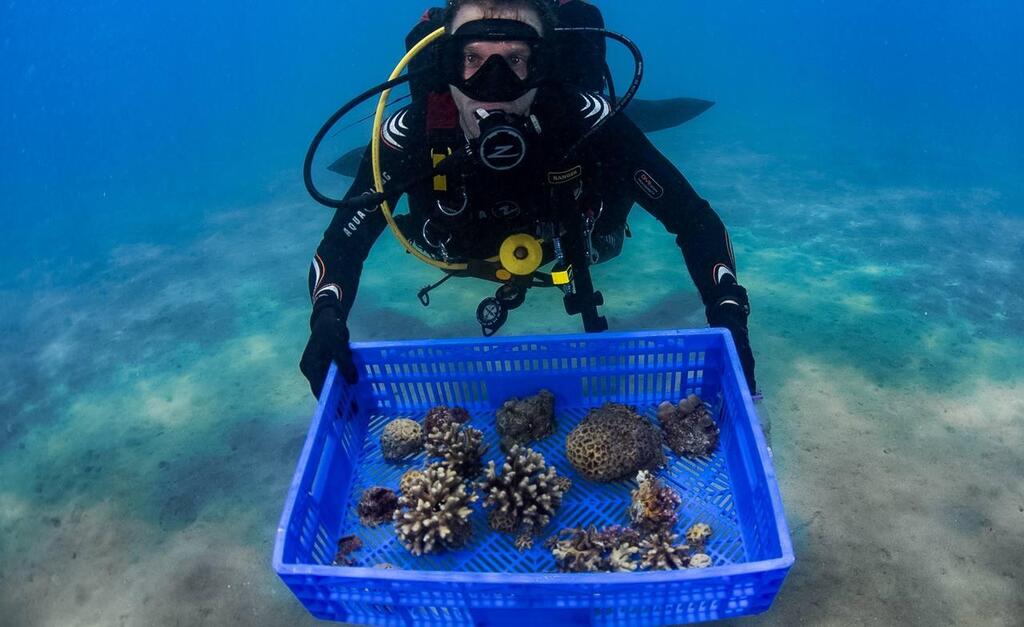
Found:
[2,1,1023,625]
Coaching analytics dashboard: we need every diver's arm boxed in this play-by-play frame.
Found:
[602,113,758,391]
[309,146,394,323]
[602,115,736,303]
[301,113,417,396]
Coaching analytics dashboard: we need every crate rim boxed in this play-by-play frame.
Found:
[272,329,794,586]
[348,327,735,352]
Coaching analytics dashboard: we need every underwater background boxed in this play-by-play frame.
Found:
[1,0,1022,624]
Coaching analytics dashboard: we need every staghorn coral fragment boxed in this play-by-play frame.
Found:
[629,471,682,532]
[423,405,471,435]
[479,445,571,551]
[380,419,424,461]
[495,389,556,451]
[546,526,643,573]
[639,531,690,571]
[357,487,400,527]
[332,534,363,566]
[608,542,641,572]
[566,403,665,482]
[657,394,719,457]
[393,463,478,556]
[425,422,487,479]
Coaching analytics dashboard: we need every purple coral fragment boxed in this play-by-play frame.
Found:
[357,487,400,527]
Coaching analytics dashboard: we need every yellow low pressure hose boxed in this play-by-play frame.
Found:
[371,26,470,271]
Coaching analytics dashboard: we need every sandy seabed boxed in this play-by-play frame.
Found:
[1,137,1021,626]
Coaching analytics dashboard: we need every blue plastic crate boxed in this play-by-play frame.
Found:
[273,329,793,626]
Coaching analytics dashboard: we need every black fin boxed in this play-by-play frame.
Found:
[327,146,367,178]
[628,97,715,133]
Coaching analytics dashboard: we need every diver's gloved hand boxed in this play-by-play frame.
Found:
[300,306,358,399]
[706,284,758,394]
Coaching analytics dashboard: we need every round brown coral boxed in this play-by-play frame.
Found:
[393,463,478,556]
[495,389,556,451]
[380,419,424,461]
[565,403,666,482]
[479,445,570,550]
[657,395,719,457]
[425,422,487,479]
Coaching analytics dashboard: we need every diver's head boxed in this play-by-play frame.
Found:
[443,0,556,138]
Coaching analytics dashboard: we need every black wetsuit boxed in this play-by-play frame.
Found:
[308,88,742,330]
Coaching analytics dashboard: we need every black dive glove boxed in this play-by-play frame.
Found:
[706,284,758,394]
[300,306,358,398]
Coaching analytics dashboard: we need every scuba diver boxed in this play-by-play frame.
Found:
[300,0,757,397]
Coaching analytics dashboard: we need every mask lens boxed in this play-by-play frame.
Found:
[460,43,533,81]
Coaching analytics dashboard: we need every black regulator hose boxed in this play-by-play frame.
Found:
[303,72,424,209]
[553,27,644,161]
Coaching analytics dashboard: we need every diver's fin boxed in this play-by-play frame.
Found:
[628,97,714,133]
[326,97,715,178]
[327,146,367,178]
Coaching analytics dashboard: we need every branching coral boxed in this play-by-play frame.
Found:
[546,526,643,573]
[425,422,487,479]
[495,389,556,451]
[657,394,719,457]
[628,471,682,532]
[357,487,400,527]
[423,405,471,435]
[639,531,691,571]
[479,445,571,550]
[393,463,478,556]
[380,418,424,461]
[566,403,666,482]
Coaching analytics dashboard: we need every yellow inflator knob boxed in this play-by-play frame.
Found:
[499,234,543,276]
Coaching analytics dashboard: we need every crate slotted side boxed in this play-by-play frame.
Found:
[274,330,793,626]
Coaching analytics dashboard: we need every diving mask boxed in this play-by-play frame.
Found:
[444,19,549,102]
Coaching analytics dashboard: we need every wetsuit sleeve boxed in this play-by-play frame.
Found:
[308,138,414,326]
[601,113,740,307]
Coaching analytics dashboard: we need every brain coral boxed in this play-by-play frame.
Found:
[566,403,666,482]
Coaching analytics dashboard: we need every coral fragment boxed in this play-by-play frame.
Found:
[380,419,424,461]
[566,403,665,482]
[479,445,570,551]
[495,389,556,451]
[357,487,399,527]
[657,395,719,457]
[628,471,682,532]
[393,463,478,556]
[425,422,487,479]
